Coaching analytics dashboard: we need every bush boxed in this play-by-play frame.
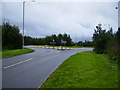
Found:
[93,24,119,61]
[93,24,108,54]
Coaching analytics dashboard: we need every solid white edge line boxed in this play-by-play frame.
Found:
[3,58,33,69]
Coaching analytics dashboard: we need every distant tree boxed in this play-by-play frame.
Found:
[62,33,72,46]
[24,33,72,46]
[77,41,93,47]
[57,34,63,46]
[24,36,32,45]
[50,34,57,45]
[44,36,51,45]
[66,35,72,46]
[77,41,83,46]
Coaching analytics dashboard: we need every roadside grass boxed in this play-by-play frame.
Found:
[27,45,82,48]
[40,51,118,88]
[63,46,82,48]
[0,48,34,58]
[26,45,45,47]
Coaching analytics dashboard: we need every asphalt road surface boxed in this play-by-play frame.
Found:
[2,47,92,89]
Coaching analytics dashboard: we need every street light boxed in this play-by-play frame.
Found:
[22,0,35,49]
[22,1,25,49]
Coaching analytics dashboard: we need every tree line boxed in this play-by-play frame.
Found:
[24,33,72,46]
[93,23,120,61]
[77,41,93,47]
[24,35,93,47]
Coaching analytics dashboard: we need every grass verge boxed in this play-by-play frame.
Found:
[0,48,34,58]
[40,51,118,88]
[27,45,82,48]
[63,46,82,48]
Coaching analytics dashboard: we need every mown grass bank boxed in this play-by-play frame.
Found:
[0,48,34,58]
[40,51,118,88]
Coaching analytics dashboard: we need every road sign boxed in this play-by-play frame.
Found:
[62,41,67,43]
[52,39,55,42]
[61,40,67,44]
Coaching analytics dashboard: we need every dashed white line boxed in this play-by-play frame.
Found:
[3,58,33,69]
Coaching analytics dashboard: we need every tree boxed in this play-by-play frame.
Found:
[2,22,23,49]
[62,33,72,46]
[24,33,73,46]
[57,34,63,46]
[77,41,93,47]
[93,24,107,53]
[66,35,72,46]
[93,23,120,61]
[115,27,120,61]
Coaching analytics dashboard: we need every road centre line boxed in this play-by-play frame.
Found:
[3,58,33,69]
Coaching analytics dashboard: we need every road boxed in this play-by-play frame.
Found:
[2,47,92,89]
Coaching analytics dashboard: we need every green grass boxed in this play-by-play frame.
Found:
[40,51,118,88]
[27,45,82,48]
[0,48,34,58]
[62,46,82,48]
[26,45,45,47]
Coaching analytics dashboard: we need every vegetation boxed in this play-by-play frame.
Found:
[40,51,118,88]
[93,24,120,61]
[77,40,93,47]
[24,35,93,47]
[24,33,72,46]
[2,22,23,50]
[61,46,82,48]
[29,45,82,48]
[0,48,34,58]
[0,25,2,51]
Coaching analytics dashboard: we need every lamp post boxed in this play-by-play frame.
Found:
[22,0,35,49]
[22,1,25,49]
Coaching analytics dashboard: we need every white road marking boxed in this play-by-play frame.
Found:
[3,50,61,69]
[3,58,33,69]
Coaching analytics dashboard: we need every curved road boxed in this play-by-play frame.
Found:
[2,47,92,89]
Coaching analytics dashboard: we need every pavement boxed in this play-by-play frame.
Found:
[2,46,93,89]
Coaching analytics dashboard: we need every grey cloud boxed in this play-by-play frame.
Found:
[2,2,118,42]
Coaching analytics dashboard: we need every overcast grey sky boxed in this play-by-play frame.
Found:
[2,1,118,42]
